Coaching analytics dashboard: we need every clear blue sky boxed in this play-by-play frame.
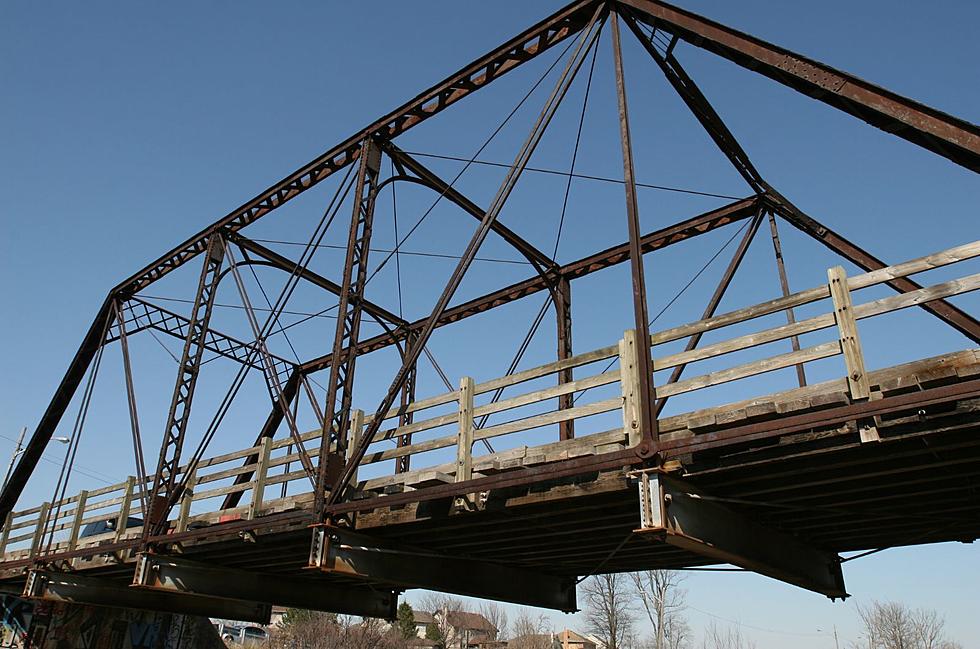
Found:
[1,1,978,647]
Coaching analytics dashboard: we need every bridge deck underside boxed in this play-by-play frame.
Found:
[2,350,978,600]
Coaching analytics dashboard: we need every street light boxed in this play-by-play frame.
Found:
[1,429,71,493]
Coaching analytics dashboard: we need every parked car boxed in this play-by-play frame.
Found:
[79,516,143,538]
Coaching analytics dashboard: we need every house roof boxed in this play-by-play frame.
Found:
[414,611,436,625]
[446,611,497,632]
[557,629,594,645]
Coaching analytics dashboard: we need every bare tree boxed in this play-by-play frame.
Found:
[264,612,406,649]
[631,570,688,649]
[855,601,962,649]
[699,622,755,649]
[479,601,508,641]
[582,573,635,649]
[509,611,554,649]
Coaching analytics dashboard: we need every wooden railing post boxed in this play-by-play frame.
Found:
[29,502,50,558]
[619,330,642,447]
[348,409,364,488]
[0,512,12,555]
[248,438,272,520]
[456,377,475,484]
[828,266,878,442]
[115,476,135,541]
[177,468,197,532]
[68,490,88,552]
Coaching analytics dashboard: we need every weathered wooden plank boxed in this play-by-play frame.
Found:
[247,438,273,520]
[474,345,619,395]
[67,490,88,552]
[472,370,620,420]
[657,342,842,399]
[476,398,622,441]
[619,330,642,447]
[348,409,364,488]
[114,477,135,543]
[828,266,870,400]
[29,502,50,558]
[456,377,475,484]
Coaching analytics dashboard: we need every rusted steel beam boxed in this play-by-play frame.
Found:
[611,12,657,455]
[638,472,847,598]
[618,0,980,172]
[382,143,559,272]
[314,6,608,523]
[765,193,980,344]
[228,232,407,328]
[766,211,807,387]
[133,553,398,620]
[0,297,113,523]
[625,13,980,345]
[555,276,575,440]
[316,139,383,517]
[109,1,597,299]
[314,527,576,612]
[300,196,759,375]
[24,570,272,624]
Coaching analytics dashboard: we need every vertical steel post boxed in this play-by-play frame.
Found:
[555,276,575,440]
[767,211,806,387]
[396,334,419,474]
[612,12,659,456]
[315,138,382,517]
[316,3,606,522]
[145,233,225,538]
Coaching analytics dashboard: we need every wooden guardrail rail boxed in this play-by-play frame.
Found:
[2,239,978,561]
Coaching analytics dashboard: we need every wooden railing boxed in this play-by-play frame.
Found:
[3,239,978,561]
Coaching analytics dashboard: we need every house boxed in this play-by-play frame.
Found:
[556,629,596,649]
[443,610,499,649]
[411,609,499,649]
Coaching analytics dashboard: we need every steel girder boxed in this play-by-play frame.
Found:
[24,569,272,624]
[311,527,576,611]
[635,471,847,598]
[617,0,980,172]
[133,553,398,619]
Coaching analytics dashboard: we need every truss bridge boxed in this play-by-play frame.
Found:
[1,0,978,625]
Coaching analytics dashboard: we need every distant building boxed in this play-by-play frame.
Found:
[411,609,499,649]
[556,629,596,649]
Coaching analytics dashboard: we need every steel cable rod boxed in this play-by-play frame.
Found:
[113,301,150,518]
[42,319,109,554]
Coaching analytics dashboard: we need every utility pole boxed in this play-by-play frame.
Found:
[2,427,28,493]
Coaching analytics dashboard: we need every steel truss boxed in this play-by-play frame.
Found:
[2,0,977,571]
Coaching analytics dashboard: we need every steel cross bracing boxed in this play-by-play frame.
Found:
[0,0,977,598]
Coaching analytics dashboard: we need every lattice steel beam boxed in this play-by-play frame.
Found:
[145,234,226,538]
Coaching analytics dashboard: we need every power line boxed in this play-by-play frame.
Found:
[0,431,114,485]
[250,238,530,266]
[141,294,377,325]
[401,151,744,201]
